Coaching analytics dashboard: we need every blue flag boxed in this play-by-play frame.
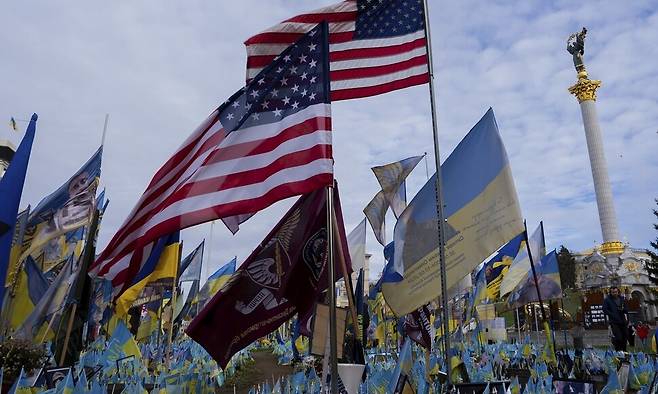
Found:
[0,113,37,308]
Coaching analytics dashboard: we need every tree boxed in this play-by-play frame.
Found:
[645,199,658,305]
[557,245,577,289]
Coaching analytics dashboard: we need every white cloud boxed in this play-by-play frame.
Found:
[2,1,656,283]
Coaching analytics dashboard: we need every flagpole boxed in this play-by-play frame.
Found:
[421,0,452,383]
[58,209,101,365]
[206,221,215,282]
[525,220,556,361]
[101,114,110,147]
[167,240,183,366]
[331,211,359,343]
[423,152,429,180]
[326,185,338,394]
[195,242,205,318]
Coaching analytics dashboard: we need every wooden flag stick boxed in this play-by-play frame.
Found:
[58,303,77,366]
[39,310,59,344]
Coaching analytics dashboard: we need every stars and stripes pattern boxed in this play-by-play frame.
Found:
[245,0,429,101]
[91,23,333,296]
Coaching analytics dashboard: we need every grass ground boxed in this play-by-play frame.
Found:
[217,349,294,394]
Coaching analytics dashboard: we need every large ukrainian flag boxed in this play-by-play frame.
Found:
[383,108,523,315]
[115,232,180,316]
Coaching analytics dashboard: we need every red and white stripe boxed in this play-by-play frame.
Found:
[245,0,429,101]
[91,104,333,293]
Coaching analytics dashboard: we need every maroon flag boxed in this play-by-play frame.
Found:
[186,185,351,367]
[404,304,432,349]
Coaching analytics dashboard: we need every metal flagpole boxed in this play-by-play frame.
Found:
[166,241,183,366]
[525,221,556,360]
[420,0,452,384]
[423,152,429,179]
[101,114,110,146]
[206,221,215,282]
[326,185,338,394]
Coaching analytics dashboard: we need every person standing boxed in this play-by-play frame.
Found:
[602,286,628,351]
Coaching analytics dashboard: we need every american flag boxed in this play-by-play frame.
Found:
[91,23,333,294]
[245,0,429,101]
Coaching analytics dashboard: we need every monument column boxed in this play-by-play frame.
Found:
[567,28,623,255]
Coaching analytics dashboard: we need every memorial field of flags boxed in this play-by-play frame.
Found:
[0,1,655,393]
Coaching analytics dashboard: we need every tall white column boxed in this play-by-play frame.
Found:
[569,71,623,255]
[579,100,620,243]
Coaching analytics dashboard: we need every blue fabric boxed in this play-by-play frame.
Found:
[129,231,180,286]
[219,22,330,133]
[381,241,402,283]
[24,256,49,305]
[353,0,424,40]
[27,146,102,227]
[0,113,37,308]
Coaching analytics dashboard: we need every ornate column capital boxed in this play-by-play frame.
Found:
[569,72,601,102]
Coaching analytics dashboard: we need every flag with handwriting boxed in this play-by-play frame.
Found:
[91,23,333,298]
[383,108,524,315]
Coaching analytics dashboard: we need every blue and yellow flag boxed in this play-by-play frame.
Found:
[193,257,236,306]
[19,147,102,262]
[115,232,180,316]
[5,207,29,292]
[0,114,37,308]
[16,255,78,341]
[483,232,525,300]
[500,223,545,296]
[506,250,563,308]
[104,320,142,361]
[388,337,413,394]
[383,108,524,315]
[6,256,48,331]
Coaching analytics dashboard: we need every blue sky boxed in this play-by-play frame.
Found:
[2,0,657,280]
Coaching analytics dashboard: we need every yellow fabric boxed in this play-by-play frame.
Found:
[5,242,23,290]
[115,242,180,316]
[382,167,524,315]
[136,309,159,341]
[543,321,556,365]
[7,268,33,332]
